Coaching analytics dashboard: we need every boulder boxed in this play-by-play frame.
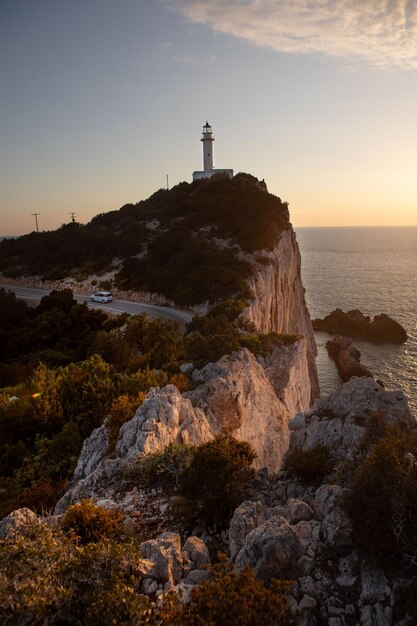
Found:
[182,536,210,570]
[229,500,287,560]
[325,335,373,382]
[287,498,314,524]
[139,532,183,584]
[0,507,39,540]
[235,516,300,583]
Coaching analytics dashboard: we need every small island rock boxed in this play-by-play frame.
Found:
[313,309,407,343]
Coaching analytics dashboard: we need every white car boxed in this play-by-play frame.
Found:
[90,291,113,303]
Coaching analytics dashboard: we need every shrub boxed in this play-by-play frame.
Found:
[0,523,156,626]
[343,428,417,565]
[159,555,293,626]
[124,443,195,488]
[169,372,190,392]
[61,499,123,544]
[178,435,256,527]
[285,444,334,486]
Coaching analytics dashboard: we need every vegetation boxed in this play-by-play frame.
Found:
[178,435,256,528]
[0,523,155,626]
[0,284,290,519]
[160,555,293,626]
[61,499,123,544]
[124,443,196,488]
[125,436,256,529]
[343,422,417,566]
[284,444,334,486]
[0,523,292,626]
[0,174,289,306]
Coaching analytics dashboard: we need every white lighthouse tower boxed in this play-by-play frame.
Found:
[193,122,233,181]
[202,122,214,171]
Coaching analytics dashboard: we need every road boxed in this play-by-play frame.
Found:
[0,284,193,326]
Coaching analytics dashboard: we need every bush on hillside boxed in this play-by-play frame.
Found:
[0,523,155,626]
[160,555,293,626]
[124,443,195,488]
[61,499,123,544]
[285,444,334,486]
[178,435,256,527]
[343,428,417,565]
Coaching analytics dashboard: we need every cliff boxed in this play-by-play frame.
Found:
[242,228,319,402]
[56,340,312,513]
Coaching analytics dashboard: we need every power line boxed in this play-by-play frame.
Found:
[31,213,40,232]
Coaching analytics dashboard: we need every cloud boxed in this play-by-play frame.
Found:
[160,0,417,69]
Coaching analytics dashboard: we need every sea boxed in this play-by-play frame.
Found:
[295,226,417,416]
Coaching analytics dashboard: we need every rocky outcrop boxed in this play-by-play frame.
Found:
[313,308,408,343]
[228,377,415,626]
[289,377,413,457]
[326,335,373,382]
[242,229,319,403]
[56,342,311,512]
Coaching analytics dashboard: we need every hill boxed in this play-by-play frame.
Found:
[0,174,290,306]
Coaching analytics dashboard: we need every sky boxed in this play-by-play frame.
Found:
[1,0,416,235]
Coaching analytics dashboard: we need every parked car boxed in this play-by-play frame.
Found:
[90,291,113,303]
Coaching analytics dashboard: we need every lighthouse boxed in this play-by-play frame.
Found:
[202,122,214,171]
[192,122,233,181]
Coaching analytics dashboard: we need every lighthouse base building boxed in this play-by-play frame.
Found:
[192,122,233,181]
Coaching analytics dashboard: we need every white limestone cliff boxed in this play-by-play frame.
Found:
[55,341,311,512]
[242,229,319,402]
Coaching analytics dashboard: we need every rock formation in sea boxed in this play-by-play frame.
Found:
[325,335,373,381]
[313,308,408,343]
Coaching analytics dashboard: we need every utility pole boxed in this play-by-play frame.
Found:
[166,174,169,190]
[31,212,40,232]
[69,212,76,223]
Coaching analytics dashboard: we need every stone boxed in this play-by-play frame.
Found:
[180,362,194,374]
[184,569,210,586]
[314,485,344,521]
[140,532,183,584]
[182,536,210,570]
[186,348,293,472]
[360,562,390,604]
[326,335,373,382]
[73,424,109,481]
[299,594,317,611]
[336,554,358,588]
[142,578,158,595]
[235,516,300,583]
[229,500,284,560]
[287,498,314,523]
[0,508,38,539]
[289,413,306,431]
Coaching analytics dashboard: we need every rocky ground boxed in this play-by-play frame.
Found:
[3,376,414,625]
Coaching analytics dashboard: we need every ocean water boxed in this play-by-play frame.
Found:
[295,226,417,415]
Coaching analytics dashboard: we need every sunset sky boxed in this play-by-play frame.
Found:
[1,0,416,235]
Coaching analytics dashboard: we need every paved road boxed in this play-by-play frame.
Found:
[0,284,193,325]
